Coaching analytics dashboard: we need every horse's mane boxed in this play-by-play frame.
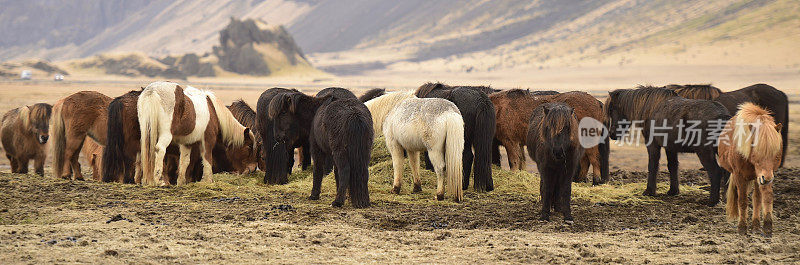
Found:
[363,91,415,133]
[608,86,678,121]
[415,82,449,97]
[204,89,246,147]
[503,89,530,98]
[228,99,256,128]
[267,92,306,119]
[666,84,722,100]
[732,103,781,163]
[536,103,577,141]
[17,103,52,131]
[358,88,386,102]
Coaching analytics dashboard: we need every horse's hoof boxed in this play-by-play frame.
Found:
[642,189,656,196]
[706,200,719,207]
[667,189,679,196]
[331,201,343,207]
[308,195,320,200]
[412,184,422,193]
[392,186,401,194]
[436,194,444,201]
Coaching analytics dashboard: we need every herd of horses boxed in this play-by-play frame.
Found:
[0,81,788,236]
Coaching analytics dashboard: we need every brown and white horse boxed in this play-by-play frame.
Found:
[720,103,783,236]
[137,81,253,186]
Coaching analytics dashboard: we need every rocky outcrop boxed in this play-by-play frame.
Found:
[212,18,310,76]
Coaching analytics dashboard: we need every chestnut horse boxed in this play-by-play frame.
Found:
[527,102,583,221]
[720,103,782,236]
[138,81,253,185]
[81,138,104,181]
[51,91,112,180]
[667,84,788,167]
[212,100,260,174]
[1,103,52,176]
[490,89,609,185]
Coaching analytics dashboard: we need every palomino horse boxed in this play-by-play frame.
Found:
[1,103,52,176]
[51,91,112,180]
[269,91,373,208]
[256,88,311,184]
[719,103,783,236]
[527,102,583,221]
[137,81,253,185]
[490,89,609,185]
[605,86,731,206]
[365,91,465,202]
[667,84,788,167]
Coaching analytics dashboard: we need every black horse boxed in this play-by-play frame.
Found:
[668,83,789,167]
[527,102,583,221]
[256,88,311,184]
[416,82,496,192]
[358,88,386,102]
[317,87,357,100]
[269,91,373,208]
[606,86,731,206]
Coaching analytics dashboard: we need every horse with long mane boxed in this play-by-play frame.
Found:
[137,81,253,185]
[667,83,788,167]
[1,103,52,176]
[490,89,609,185]
[527,102,583,221]
[719,103,782,236]
[269,91,373,208]
[415,83,496,192]
[51,91,112,180]
[256,87,311,184]
[605,85,731,206]
[212,100,260,174]
[359,88,386,102]
[365,91,465,202]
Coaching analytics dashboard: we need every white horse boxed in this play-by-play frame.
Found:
[137,81,253,185]
[365,91,465,202]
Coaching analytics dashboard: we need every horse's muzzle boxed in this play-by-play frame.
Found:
[38,135,49,144]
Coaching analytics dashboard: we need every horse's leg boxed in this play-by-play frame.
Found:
[643,144,661,196]
[34,152,45,176]
[576,155,589,183]
[18,158,29,174]
[588,148,602,185]
[301,140,312,170]
[503,140,522,171]
[518,143,526,171]
[751,184,762,233]
[666,149,679,196]
[462,139,474,190]
[539,169,553,221]
[134,153,142,184]
[152,133,172,186]
[491,139,501,166]
[760,183,774,237]
[559,168,574,221]
[408,151,422,193]
[428,148,447,201]
[200,140,214,183]
[736,181,749,235]
[65,137,85,180]
[388,140,406,194]
[7,155,18,173]
[697,151,723,206]
[309,143,329,200]
[176,144,192,185]
[331,153,349,207]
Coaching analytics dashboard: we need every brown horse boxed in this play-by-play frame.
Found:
[81,138,104,181]
[214,100,259,174]
[490,89,609,184]
[668,84,788,167]
[51,91,112,180]
[720,103,782,236]
[1,103,52,176]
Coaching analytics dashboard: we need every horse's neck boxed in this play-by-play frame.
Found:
[366,92,412,133]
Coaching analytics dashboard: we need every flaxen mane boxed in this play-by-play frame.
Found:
[732,103,782,162]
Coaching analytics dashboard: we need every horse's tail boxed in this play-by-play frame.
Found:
[726,176,753,221]
[50,100,66,179]
[599,100,611,183]
[138,90,162,185]
[444,113,465,202]
[208,92,246,147]
[780,97,788,167]
[472,105,495,192]
[102,97,128,183]
[346,114,372,208]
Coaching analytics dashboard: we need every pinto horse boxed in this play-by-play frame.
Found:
[1,103,52,176]
[137,81,253,185]
[415,83,496,192]
[490,89,609,185]
[720,103,782,236]
[527,102,583,221]
[256,88,311,184]
[605,86,731,206]
[365,91,465,202]
[269,91,373,207]
[51,91,112,180]
[667,84,789,167]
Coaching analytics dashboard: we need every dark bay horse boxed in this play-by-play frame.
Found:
[527,102,583,221]
[256,88,311,184]
[269,92,373,208]
[606,86,731,206]
[1,103,52,176]
[668,84,788,167]
[51,91,112,180]
[415,82,496,192]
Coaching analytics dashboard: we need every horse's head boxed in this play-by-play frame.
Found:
[538,103,576,160]
[751,122,783,186]
[268,92,304,144]
[23,103,53,144]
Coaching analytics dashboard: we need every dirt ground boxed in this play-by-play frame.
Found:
[0,80,799,264]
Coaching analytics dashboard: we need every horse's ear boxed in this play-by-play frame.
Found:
[775,123,783,133]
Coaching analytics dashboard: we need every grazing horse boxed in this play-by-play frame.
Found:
[720,103,782,236]
[605,86,731,206]
[256,88,311,184]
[81,138,104,181]
[102,89,143,183]
[668,84,788,167]
[490,89,609,185]
[491,89,560,165]
[1,103,52,176]
[527,103,583,221]
[358,88,386,102]
[51,91,112,180]
[365,91,465,202]
[212,100,260,174]
[269,91,373,207]
[138,81,253,185]
[415,83,496,192]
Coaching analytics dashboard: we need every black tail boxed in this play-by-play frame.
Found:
[598,100,610,183]
[780,95,789,167]
[262,119,291,184]
[102,96,131,183]
[347,114,373,208]
[472,105,496,192]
